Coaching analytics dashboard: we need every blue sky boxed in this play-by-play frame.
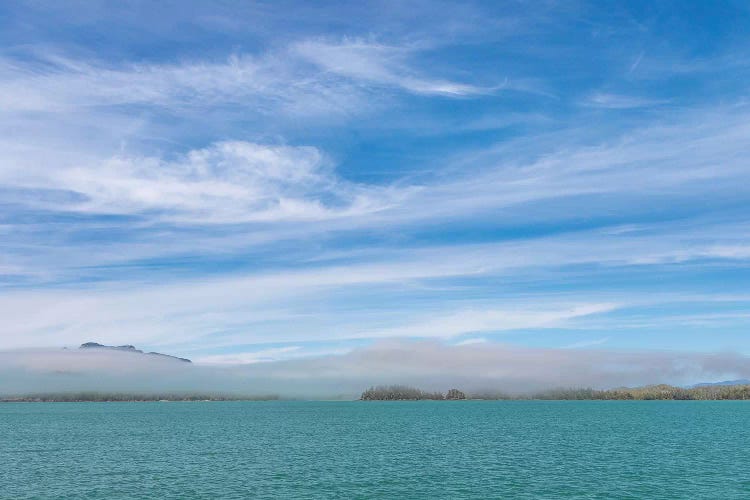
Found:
[1,1,749,364]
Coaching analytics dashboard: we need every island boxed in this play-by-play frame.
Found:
[359,384,750,401]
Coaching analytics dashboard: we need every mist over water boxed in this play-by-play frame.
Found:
[3,341,750,399]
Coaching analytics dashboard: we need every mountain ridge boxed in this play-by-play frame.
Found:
[79,342,191,363]
[689,379,750,388]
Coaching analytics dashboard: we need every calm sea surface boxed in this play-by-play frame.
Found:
[2,401,750,499]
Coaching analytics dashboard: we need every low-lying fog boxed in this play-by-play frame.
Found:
[2,340,749,399]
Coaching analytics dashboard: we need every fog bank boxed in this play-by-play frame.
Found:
[2,341,749,399]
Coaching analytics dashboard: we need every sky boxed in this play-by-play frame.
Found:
[1,1,750,376]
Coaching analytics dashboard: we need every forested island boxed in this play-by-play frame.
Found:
[360,386,466,400]
[360,384,750,401]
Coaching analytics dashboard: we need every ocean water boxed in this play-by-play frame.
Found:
[2,401,750,499]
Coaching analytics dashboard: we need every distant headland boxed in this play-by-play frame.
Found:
[78,342,192,363]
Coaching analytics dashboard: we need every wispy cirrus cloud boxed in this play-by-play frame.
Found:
[3,99,748,234]
[0,37,485,118]
[292,39,493,96]
[583,92,667,109]
[0,51,349,114]
[564,337,610,349]
[1,217,749,352]
[350,303,619,340]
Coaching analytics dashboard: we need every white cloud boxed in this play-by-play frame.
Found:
[293,39,489,96]
[0,216,749,351]
[352,303,619,339]
[0,140,401,223]
[0,52,346,114]
[195,346,303,365]
[416,106,750,222]
[564,337,610,349]
[0,38,485,119]
[584,92,667,109]
[453,338,488,346]
[2,44,749,234]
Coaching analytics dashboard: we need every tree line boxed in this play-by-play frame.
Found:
[0,392,279,402]
[360,385,466,400]
[360,384,750,401]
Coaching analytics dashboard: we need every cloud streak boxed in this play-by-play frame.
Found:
[0,37,484,117]
[293,39,491,96]
[0,215,748,351]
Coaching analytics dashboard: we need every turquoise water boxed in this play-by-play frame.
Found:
[2,401,750,499]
